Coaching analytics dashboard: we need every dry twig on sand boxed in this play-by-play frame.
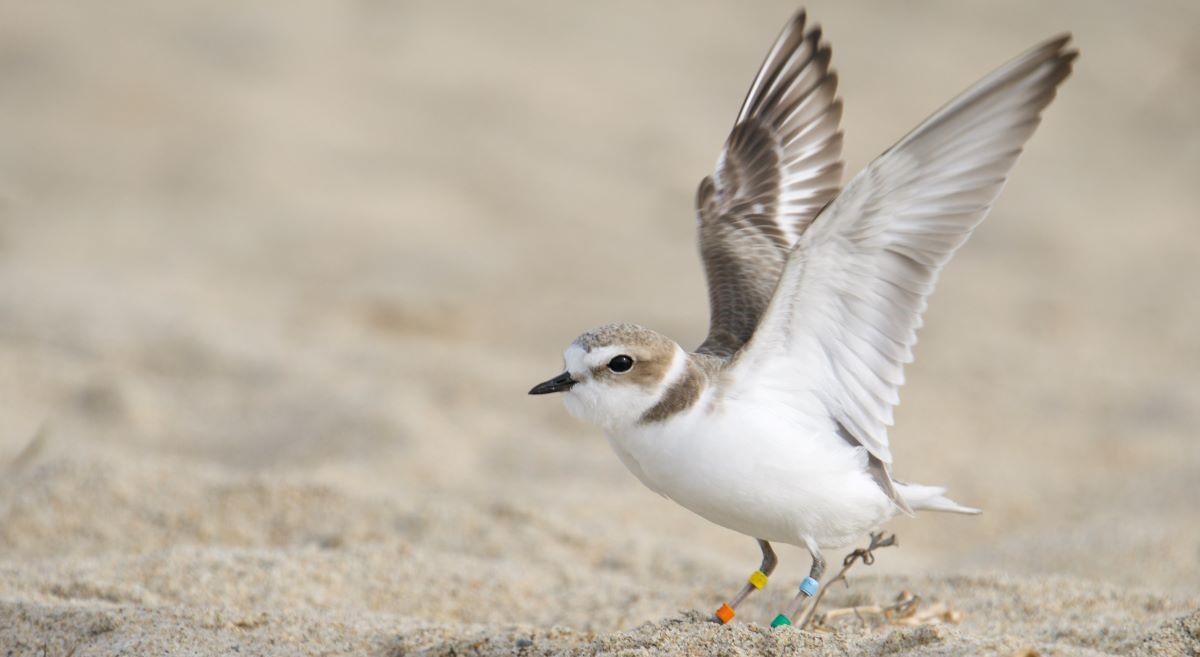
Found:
[812,590,964,630]
[794,532,964,631]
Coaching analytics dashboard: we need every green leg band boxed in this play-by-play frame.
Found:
[770,614,792,627]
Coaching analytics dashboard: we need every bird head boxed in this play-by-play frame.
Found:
[529,323,683,431]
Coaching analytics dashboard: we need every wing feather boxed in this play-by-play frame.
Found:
[726,35,1077,466]
[695,10,845,358]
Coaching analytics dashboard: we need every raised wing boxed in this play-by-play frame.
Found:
[695,10,844,358]
[726,36,1077,465]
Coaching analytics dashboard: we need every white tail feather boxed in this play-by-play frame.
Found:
[896,482,981,515]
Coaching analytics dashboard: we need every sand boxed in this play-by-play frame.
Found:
[1,1,1198,655]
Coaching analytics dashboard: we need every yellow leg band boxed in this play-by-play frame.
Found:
[748,570,768,590]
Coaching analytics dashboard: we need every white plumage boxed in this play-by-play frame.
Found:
[530,9,1075,626]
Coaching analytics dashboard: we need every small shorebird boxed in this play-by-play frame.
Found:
[530,9,1074,627]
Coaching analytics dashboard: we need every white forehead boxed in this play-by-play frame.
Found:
[564,343,628,373]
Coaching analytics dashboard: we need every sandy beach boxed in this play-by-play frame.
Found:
[1,1,1198,655]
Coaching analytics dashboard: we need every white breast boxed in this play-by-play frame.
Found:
[605,390,896,549]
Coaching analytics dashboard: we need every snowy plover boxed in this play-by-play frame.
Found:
[530,9,1074,627]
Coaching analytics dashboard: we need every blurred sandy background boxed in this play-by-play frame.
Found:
[1,1,1198,655]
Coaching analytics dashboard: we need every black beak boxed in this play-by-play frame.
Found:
[529,371,576,395]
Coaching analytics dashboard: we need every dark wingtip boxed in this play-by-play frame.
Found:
[788,8,807,30]
[1043,33,1079,65]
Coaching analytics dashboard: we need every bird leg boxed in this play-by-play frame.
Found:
[713,539,777,624]
[770,550,825,627]
[796,532,897,629]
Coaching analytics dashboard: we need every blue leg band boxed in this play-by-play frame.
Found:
[799,576,819,597]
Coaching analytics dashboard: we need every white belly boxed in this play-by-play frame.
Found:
[606,397,895,549]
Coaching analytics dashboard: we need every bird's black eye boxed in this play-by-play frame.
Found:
[607,355,634,373]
